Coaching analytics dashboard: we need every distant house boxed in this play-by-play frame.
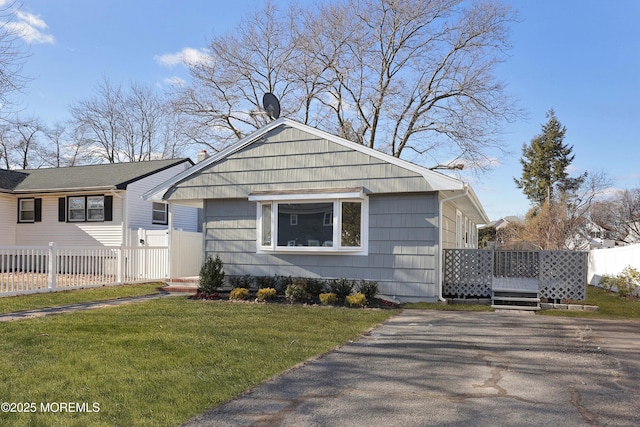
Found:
[0,159,198,247]
[145,118,489,302]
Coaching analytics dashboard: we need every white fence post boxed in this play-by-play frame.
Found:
[117,246,124,284]
[47,242,57,290]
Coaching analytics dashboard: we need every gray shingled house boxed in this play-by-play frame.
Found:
[145,119,489,302]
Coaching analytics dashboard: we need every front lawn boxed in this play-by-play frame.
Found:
[0,283,161,314]
[538,285,640,319]
[0,298,394,427]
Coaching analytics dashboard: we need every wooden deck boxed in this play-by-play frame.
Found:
[492,277,539,292]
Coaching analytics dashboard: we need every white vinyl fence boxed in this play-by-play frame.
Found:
[0,243,168,297]
[131,228,203,278]
[588,243,640,286]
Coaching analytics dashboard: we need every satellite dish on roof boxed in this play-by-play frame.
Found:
[262,93,281,120]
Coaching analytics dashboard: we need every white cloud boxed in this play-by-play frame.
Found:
[3,10,55,44]
[155,47,209,68]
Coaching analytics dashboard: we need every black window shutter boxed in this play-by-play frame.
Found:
[104,195,113,221]
[34,198,42,222]
[58,198,66,222]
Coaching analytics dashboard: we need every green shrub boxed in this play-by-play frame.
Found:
[599,274,618,292]
[275,275,293,295]
[346,292,367,308]
[198,255,225,295]
[319,292,337,305]
[306,278,327,298]
[618,266,640,297]
[356,280,379,301]
[329,278,355,300]
[285,278,309,302]
[229,274,254,290]
[599,266,640,297]
[255,275,277,289]
[229,287,250,300]
[256,287,277,302]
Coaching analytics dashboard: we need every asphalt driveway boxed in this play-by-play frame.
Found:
[181,310,640,427]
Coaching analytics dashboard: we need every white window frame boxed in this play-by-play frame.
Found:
[18,198,35,223]
[152,202,169,225]
[250,190,368,255]
[87,196,105,221]
[68,196,87,222]
[68,195,105,222]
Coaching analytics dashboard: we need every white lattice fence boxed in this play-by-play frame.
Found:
[539,251,588,301]
[443,249,492,297]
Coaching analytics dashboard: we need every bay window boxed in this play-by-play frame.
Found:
[250,188,368,254]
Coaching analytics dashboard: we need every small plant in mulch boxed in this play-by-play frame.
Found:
[256,287,277,302]
[229,287,250,300]
[345,292,367,308]
[198,255,225,297]
[285,278,310,302]
[329,278,355,300]
[319,292,337,305]
[190,292,220,300]
[356,280,379,301]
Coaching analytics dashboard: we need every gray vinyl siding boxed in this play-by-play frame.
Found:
[204,193,440,300]
[167,127,432,200]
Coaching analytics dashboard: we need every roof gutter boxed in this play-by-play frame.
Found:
[11,186,117,195]
[437,184,469,303]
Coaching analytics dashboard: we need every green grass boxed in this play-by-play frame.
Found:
[0,283,161,314]
[538,285,640,319]
[0,298,395,426]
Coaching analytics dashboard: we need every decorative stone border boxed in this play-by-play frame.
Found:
[539,303,599,311]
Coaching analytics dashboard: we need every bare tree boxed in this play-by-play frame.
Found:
[69,77,185,163]
[0,1,30,114]
[13,116,42,168]
[120,82,165,161]
[591,189,640,244]
[171,1,301,152]
[521,170,611,250]
[69,77,124,163]
[0,121,11,168]
[173,0,520,168]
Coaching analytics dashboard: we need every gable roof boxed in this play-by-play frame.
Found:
[144,118,489,223]
[0,158,193,194]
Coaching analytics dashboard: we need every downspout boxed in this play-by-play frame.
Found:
[437,183,469,303]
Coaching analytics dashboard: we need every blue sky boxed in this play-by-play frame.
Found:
[6,0,640,221]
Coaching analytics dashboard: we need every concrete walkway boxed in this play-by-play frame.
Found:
[181,310,640,427]
[0,293,175,322]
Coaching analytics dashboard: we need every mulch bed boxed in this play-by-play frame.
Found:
[187,290,400,309]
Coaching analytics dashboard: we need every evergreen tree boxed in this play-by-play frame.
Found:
[514,109,585,206]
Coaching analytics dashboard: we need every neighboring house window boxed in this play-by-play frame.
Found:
[152,202,168,225]
[68,196,87,221]
[65,195,113,222]
[18,198,41,223]
[250,188,368,254]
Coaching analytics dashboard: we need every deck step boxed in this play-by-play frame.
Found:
[491,305,541,311]
[491,288,541,311]
[493,296,541,303]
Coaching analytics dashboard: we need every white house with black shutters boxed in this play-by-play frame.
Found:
[0,159,198,247]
